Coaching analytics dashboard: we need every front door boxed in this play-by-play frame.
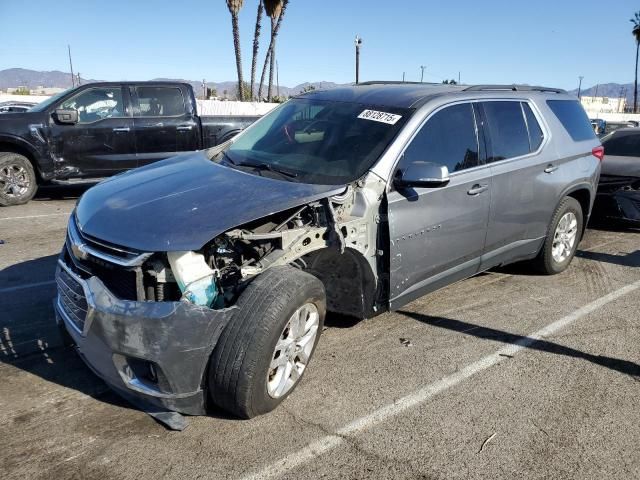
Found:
[387,102,491,309]
[49,86,135,177]
[131,85,199,167]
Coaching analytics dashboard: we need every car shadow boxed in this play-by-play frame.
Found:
[34,184,94,201]
[1,255,136,414]
[575,249,640,268]
[1,254,253,426]
[398,310,640,381]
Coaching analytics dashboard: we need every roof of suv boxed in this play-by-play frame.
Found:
[300,82,568,109]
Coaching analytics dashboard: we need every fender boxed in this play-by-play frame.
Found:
[0,133,52,179]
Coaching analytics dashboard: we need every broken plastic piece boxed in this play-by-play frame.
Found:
[167,251,221,307]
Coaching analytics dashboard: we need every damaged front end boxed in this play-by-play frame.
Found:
[593,175,640,225]
[55,173,385,428]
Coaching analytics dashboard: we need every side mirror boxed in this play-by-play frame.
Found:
[394,161,450,188]
[53,109,78,125]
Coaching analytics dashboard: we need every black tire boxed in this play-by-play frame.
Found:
[0,153,38,206]
[209,266,326,418]
[532,196,583,275]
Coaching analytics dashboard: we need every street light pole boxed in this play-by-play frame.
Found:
[68,45,75,88]
[420,65,426,83]
[355,36,362,84]
[577,76,584,99]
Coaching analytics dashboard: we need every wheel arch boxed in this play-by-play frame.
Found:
[564,184,592,237]
[300,247,378,320]
[0,138,43,182]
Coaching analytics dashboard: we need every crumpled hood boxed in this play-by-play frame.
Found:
[76,151,345,252]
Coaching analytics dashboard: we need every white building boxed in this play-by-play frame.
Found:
[580,95,626,114]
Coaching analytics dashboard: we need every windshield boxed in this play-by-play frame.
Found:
[29,88,75,112]
[213,98,411,184]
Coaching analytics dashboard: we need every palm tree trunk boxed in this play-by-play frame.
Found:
[258,0,288,101]
[635,41,639,113]
[268,18,277,101]
[250,1,263,101]
[231,13,244,101]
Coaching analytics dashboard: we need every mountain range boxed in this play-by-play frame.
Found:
[0,68,343,98]
[3,68,639,104]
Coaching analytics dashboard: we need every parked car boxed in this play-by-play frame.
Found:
[0,101,36,113]
[55,83,601,427]
[603,120,639,136]
[591,127,640,225]
[591,118,606,136]
[0,81,259,206]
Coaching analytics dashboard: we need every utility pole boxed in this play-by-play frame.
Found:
[402,72,405,83]
[594,83,599,99]
[458,71,461,84]
[68,45,75,88]
[202,79,206,99]
[354,36,362,84]
[76,72,81,86]
[577,76,584,99]
[420,65,426,83]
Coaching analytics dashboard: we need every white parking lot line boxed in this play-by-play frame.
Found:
[242,278,640,480]
[0,280,56,294]
[0,213,71,221]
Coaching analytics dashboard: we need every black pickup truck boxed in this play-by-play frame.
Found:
[0,81,260,205]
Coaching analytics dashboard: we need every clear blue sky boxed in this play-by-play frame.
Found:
[1,0,638,90]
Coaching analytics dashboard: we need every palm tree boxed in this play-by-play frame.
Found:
[258,0,289,101]
[632,12,640,112]
[250,0,264,101]
[226,0,245,101]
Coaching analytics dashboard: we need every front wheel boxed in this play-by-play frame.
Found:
[533,196,583,274]
[0,153,38,206]
[209,266,326,418]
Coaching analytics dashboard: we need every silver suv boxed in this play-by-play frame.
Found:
[55,82,602,426]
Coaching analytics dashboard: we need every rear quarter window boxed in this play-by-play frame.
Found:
[546,100,596,142]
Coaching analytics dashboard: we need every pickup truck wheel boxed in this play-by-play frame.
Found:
[209,266,326,419]
[533,196,583,275]
[0,153,37,206]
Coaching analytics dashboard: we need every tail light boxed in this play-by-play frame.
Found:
[592,146,605,161]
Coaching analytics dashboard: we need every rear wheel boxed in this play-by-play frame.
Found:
[532,196,583,274]
[209,266,326,418]
[0,153,38,206]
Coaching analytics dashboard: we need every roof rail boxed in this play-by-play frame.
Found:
[356,80,440,86]
[463,84,566,94]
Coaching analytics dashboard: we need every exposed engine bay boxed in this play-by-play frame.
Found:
[140,176,385,317]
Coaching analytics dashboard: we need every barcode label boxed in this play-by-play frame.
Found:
[357,109,402,125]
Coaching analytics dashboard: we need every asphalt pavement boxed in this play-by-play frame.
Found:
[1,187,639,480]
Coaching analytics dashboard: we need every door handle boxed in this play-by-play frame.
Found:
[177,124,194,131]
[112,127,130,132]
[467,184,488,196]
[544,164,558,173]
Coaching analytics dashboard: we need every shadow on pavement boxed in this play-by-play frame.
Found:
[34,184,94,201]
[576,249,640,268]
[398,310,640,381]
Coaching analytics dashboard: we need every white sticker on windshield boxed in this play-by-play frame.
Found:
[358,109,402,125]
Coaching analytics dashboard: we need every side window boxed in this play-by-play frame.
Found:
[401,103,479,173]
[135,87,185,117]
[482,101,530,162]
[546,100,596,142]
[60,87,124,123]
[602,133,640,157]
[523,103,544,151]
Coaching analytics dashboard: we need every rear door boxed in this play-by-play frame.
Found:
[387,102,492,309]
[131,85,200,166]
[49,85,136,176]
[478,100,558,268]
